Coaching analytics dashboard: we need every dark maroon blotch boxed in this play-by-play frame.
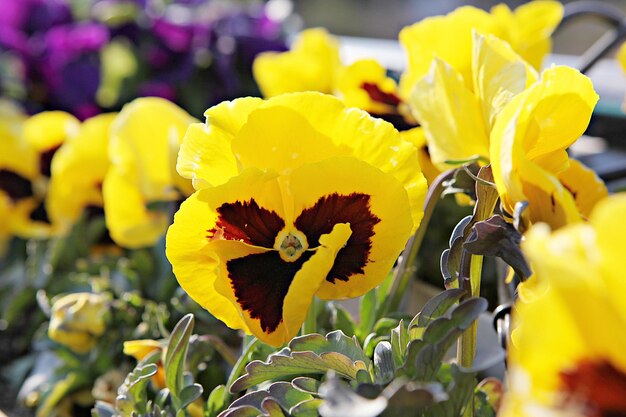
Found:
[228,251,314,333]
[40,145,62,177]
[294,193,380,283]
[560,359,626,417]
[0,169,34,201]
[209,199,285,247]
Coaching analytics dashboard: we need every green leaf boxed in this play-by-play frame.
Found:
[390,320,408,368]
[268,382,314,409]
[218,406,260,417]
[164,313,195,398]
[207,385,227,417]
[231,331,369,392]
[116,363,158,417]
[318,374,388,417]
[291,377,321,395]
[408,288,467,334]
[180,383,203,409]
[404,298,487,380]
[373,342,395,385]
[289,399,323,417]
[422,365,476,417]
[463,215,531,280]
[380,380,448,416]
[261,398,286,416]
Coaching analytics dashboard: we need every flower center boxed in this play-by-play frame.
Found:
[275,229,308,262]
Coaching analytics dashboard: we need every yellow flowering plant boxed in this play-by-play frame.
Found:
[3,2,626,417]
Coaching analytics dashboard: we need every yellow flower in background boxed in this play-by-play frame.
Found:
[502,193,626,417]
[0,106,78,240]
[168,92,426,346]
[48,292,109,353]
[253,28,340,97]
[399,1,562,99]
[410,32,537,169]
[490,65,605,229]
[103,97,197,249]
[47,113,117,233]
[491,1,564,70]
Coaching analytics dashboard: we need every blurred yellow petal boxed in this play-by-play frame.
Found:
[399,5,497,98]
[103,168,170,249]
[410,57,488,168]
[618,41,626,72]
[23,111,79,153]
[123,339,163,360]
[492,1,563,70]
[334,59,401,116]
[48,113,116,231]
[110,97,197,200]
[557,159,608,218]
[503,194,626,416]
[400,128,441,185]
[253,28,340,97]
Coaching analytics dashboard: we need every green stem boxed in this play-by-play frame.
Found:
[384,169,456,315]
[457,252,483,368]
[223,337,261,404]
[302,297,317,335]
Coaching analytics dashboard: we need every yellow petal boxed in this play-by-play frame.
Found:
[334,59,400,115]
[177,97,263,190]
[472,32,537,133]
[493,1,563,70]
[123,339,162,360]
[23,111,79,152]
[0,102,38,179]
[557,159,608,219]
[410,57,488,168]
[110,97,197,200]
[400,127,441,185]
[103,167,170,248]
[399,5,497,98]
[253,28,340,98]
[288,157,413,299]
[48,113,116,230]
[519,66,598,169]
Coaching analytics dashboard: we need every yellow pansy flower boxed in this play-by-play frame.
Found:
[47,113,117,234]
[502,193,626,417]
[168,92,426,346]
[490,65,605,229]
[48,292,109,354]
[102,97,197,248]
[0,107,79,239]
[399,1,562,99]
[410,32,537,169]
[253,28,341,97]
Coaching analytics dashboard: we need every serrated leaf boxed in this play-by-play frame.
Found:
[464,215,531,280]
[291,377,320,395]
[403,298,487,380]
[230,390,271,410]
[261,397,286,416]
[164,313,195,398]
[116,363,158,417]
[218,405,260,417]
[289,331,370,366]
[373,342,395,385]
[409,288,467,332]
[290,398,323,417]
[231,350,369,393]
[268,382,314,409]
[179,384,203,410]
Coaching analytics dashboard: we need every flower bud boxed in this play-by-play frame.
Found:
[48,292,109,353]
